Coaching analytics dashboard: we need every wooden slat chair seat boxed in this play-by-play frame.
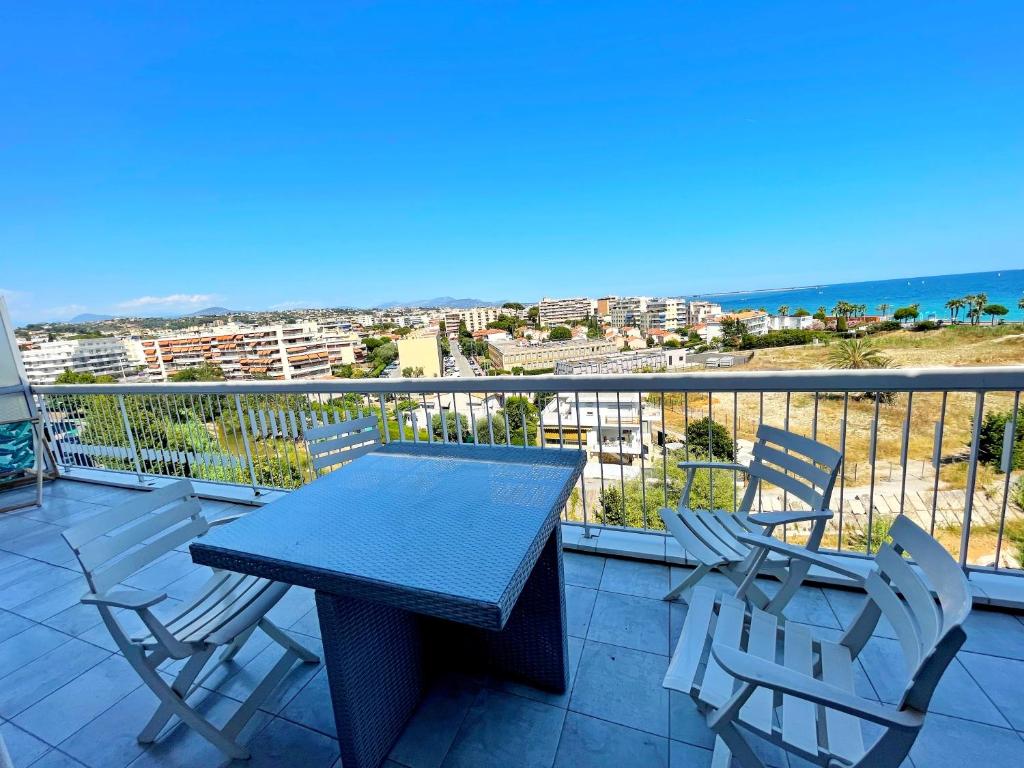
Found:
[664,516,971,767]
[659,424,843,617]
[305,411,381,474]
[62,480,319,760]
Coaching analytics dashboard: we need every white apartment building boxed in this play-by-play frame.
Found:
[647,297,685,329]
[541,392,661,465]
[687,301,723,325]
[19,337,131,384]
[488,338,617,371]
[322,330,362,366]
[538,297,595,327]
[443,307,503,335]
[768,314,815,331]
[143,322,332,381]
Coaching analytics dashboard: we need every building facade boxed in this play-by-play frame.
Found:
[19,337,131,384]
[396,331,443,377]
[687,301,723,325]
[553,349,684,375]
[538,297,595,327]
[142,323,332,381]
[443,307,503,335]
[540,392,661,464]
[488,338,617,371]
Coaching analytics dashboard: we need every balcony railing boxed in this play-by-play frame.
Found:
[31,367,1024,576]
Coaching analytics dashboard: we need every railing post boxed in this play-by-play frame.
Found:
[959,392,985,569]
[117,395,145,484]
[234,394,261,497]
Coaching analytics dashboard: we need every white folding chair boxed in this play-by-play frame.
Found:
[659,424,842,617]
[664,515,971,768]
[305,410,381,474]
[62,480,319,759]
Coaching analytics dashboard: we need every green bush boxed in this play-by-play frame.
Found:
[912,320,940,332]
[738,329,827,350]
[977,406,1024,471]
[685,417,735,461]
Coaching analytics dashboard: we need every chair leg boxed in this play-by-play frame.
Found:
[664,563,711,602]
[219,625,257,664]
[138,647,215,743]
[258,617,320,663]
[715,723,767,768]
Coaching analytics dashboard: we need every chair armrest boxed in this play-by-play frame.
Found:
[208,512,248,528]
[711,645,924,730]
[734,533,866,581]
[677,461,747,473]
[81,589,167,610]
[746,511,834,527]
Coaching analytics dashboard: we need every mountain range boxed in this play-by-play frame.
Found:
[373,296,508,310]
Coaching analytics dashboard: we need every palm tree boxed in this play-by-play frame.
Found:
[777,305,789,317]
[945,297,965,323]
[827,338,892,370]
[966,293,988,325]
[876,303,891,319]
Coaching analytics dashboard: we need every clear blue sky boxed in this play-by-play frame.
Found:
[2,2,1022,323]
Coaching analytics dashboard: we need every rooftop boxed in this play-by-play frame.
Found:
[2,479,1023,768]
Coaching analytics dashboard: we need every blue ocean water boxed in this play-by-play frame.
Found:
[692,269,1024,321]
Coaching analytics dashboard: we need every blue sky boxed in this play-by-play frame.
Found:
[2,2,1022,323]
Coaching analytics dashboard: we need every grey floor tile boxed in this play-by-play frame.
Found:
[859,637,1009,727]
[822,587,898,639]
[27,749,89,767]
[59,685,160,768]
[586,591,670,656]
[563,552,605,589]
[289,608,322,639]
[14,654,142,745]
[0,550,31,574]
[389,674,480,768]
[0,721,50,766]
[280,668,336,738]
[565,585,598,639]
[0,608,36,643]
[554,711,669,768]
[668,739,713,768]
[0,638,110,719]
[762,584,840,629]
[961,609,1024,659]
[267,587,317,629]
[207,636,323,716]
[442,689,566,768]
[909,712,1024,767]
[10,576,90,623]
[958,650,1024,730]
[225,717,339,768]
[0,624,72,679]
[669,692,715,750]
[569,641,669,737]
[41,601,104,637]
[0,561,80,610]
[600,559,670,600]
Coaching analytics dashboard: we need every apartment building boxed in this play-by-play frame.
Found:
[488,338,616,371]
[18,337,131,384]
[322,330,362,366]
[726,310,771,335]
[537,297,595,327]
[687,301,723,325]
[647,297,685,330]
[596,296,617,315]
[143,323,332,381]
[540,392,661,464]
[396,330,443,377]
[442,307,503,335]
[553,349,685,375]
[768,314,815,331]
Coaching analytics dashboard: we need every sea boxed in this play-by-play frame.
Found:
[690,269,1024,321]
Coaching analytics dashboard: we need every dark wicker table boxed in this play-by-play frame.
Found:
[191,442,585,768]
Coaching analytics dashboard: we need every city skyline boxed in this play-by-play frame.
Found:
[3,3,1023,322]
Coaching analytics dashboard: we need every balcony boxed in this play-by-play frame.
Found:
[2,369,1024,766]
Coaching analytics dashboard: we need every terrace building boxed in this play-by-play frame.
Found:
[538,297,596,327]
[18,336,131,384]
[443,307,503,335]
[487,337,616,371]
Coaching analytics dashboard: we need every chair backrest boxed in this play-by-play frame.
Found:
[305,411,381,474]
[847,516,971,714]
[62,480,206,596]
[740,424,843,512]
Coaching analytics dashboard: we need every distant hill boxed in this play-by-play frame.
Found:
[183,306,235,317]
[69,313,115,323]
[375,297,505,310]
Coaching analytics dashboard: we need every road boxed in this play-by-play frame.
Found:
[449,342,476,378]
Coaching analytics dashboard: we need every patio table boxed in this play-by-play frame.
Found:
[190,441,585,768]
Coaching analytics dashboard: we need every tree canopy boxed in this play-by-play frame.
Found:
[548,326,572,340]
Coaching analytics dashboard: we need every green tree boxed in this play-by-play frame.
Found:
[827,338,891,370]
[945,297,965,323]
[663,338,681,349]
[502,302,525,310]
[977,405,1024,471]
[431,411,473,443]
[169,363,225,382]
[983,304,1009,324]
[685,417,735,461]
[876,303,891,318]
[892,305,920,324]
[548,326,572,340]
[401,366,425,378]
[813,306,828,322]
[54,369,116,384]
[777,305,789,317]
[793,307,810,317]
[527,306,539,324]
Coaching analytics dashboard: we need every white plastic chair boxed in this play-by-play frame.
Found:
[305,410,381,474]
[664,515,971,767]
[659,424,842,616]
[62,480,319,759]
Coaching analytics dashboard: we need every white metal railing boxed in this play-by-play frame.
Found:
[31,367,1024,575]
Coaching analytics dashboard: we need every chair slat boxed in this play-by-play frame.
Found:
[665,587,717,694]
[660,510,729,566]
[757,424,842,467]
[864,569,922,673]
[304,415,377,441]
[312,441,377,472]
[92,517,208,594]
[690,511,748,560]
[888,516,971,628]
[819,641,865,764]
[752,443,833,491]
[63,480,196,550]
[781,623,819,757]
[876,545,940,646]
[700,594,746,709]
[309,430,379,458]
[739,608,777,734]
[180,579,272,643]
[78,500,202,573]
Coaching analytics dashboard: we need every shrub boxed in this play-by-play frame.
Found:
[738,329,827,350]
[912,320,940,332]
[977,406,1024,471]
[685,417,735,461]
[863,320,902,334]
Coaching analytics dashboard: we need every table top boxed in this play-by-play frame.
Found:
[190,442,585,629]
